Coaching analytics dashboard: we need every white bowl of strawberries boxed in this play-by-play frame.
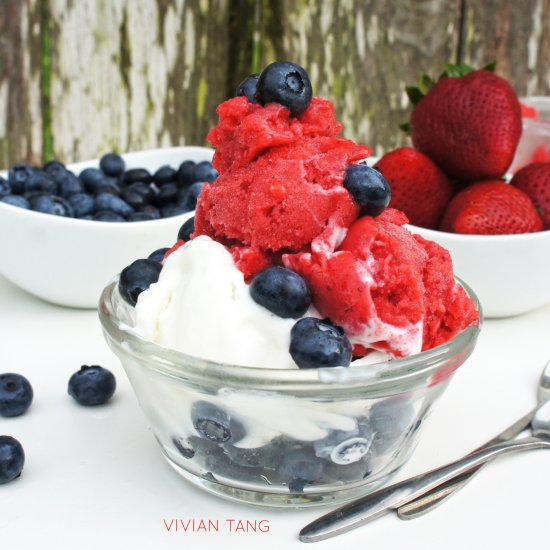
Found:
[376,64,550,318]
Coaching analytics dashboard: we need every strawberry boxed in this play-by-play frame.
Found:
[407,63,522,182]
[440,180,542,235]
[374,147,454,229]
[510,162,550,229]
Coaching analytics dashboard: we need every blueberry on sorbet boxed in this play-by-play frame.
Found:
[250,266,311,318]
[236,73,260,103]
[343,164,391,217]
[255,61,313,117]
[289,318,352,369]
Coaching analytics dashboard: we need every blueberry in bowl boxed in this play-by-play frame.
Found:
[0,146,213,308]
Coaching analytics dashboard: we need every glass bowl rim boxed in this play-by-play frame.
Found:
[98,277,482,393]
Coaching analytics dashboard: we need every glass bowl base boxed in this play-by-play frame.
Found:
[163,454,397,509]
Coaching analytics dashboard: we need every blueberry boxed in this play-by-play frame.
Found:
[278,448,323,493]
[25,170,58,194]
[193,161,218,183]
[344,164,391,217]
[8,163,34,194]
[94,193,134,218]
[187,434,223,460]
[171,436,195,459]
[289,318,352,369]
[147,247,169,263]
[93,210,126,222]
[118,258,162,306]
[161,204,191,218]
[255,61,313,117]
[153,165,177,185]
[0,436,25,484]
[43,160,67,183]
[225,437,285,468]
[369,398,416,454]
[177,216,195,241]
[79,168,105,191]
[94,177,121,195]
[138,205,161,220]
[100,153,125,177]
[58,172,84,198]
[68,192,95,218]
[235,73,260,103]
[314,429,372,465]
[320,453,372,483]
[177,160,196,187]
[121,182,157,209]
[123,168,152,185]
[0,176,9,198]
[181,181,206,210]
[29,193,74,217]
[68,365,116,406]
[0,373,33,417]
[191,401,245,444]
[156,182,179,206]
[128,212,155,221]
[250,267,311,318]
[1,195,30,209]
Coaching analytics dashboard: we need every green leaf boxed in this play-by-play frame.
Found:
[481,60,497,72]
[400,122,412,134]
[406,86,424,105]
[442,62,475,78]
[419,74,435,94]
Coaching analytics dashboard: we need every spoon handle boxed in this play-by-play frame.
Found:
[299,436,548,543]
[396,406,536,519]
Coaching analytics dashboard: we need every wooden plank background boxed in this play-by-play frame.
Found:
[1,0,549,167]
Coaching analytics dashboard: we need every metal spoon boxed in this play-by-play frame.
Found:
[300,399,550,543]
[397,359,550,519]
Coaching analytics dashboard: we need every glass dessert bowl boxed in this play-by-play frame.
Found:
[99,278,480,508]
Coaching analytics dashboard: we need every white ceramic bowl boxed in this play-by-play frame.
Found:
[0,146,213,308]
[408,225,550,318]
[509,96,550,174]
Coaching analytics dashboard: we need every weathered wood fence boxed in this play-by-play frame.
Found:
[1,0,549,167]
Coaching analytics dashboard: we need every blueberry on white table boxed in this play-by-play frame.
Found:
[0,436,25,484]
[0,373,33,417]
[67,365,116,406]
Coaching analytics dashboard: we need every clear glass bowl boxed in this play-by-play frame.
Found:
[99,279,481,508]
[509,96,550,174]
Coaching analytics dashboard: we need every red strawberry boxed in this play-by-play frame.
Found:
[440,180,542,235]
[510,162,550,229]
[374,147,454,229]
[408,65,522,181]
[520,102,538,119]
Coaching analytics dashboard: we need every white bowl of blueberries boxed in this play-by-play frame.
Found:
[0,146,214,308]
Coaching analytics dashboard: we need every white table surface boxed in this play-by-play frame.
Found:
[2,273,550,550]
